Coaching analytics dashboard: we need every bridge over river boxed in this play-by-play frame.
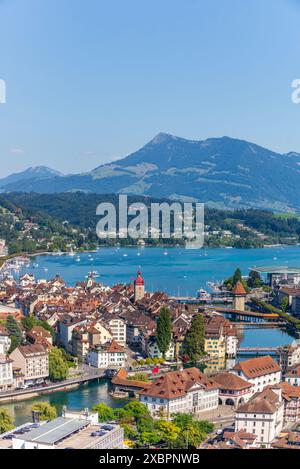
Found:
[237,346,279,355]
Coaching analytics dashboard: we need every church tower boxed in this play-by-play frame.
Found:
[134,270,145,301]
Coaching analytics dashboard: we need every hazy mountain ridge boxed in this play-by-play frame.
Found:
[2,134,300,211]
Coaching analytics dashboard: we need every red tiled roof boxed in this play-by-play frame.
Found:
[214,372,252,391]
[236,387,282,414]
[232,355,281,379]
[232,281,246,296]
[139,367,218,399]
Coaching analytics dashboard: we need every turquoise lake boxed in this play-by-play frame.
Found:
[18,245,300,296]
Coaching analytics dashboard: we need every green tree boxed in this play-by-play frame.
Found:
[6,315,23,353]
[136,416,155,433]
[172,412,194,428]
[182,315,205,363]
[157,420,180,445]
[31,402,57,421]
[248,270,263,289]
[48,347,69,381]
[171,424,206,449]
[281,296,289,312]
[0,409,14,434]
[232,268,242,287]
[92,403,115,422]
[137,431,161,447]
[123,401,150,420]
[21,316,37,331]
[121,424,139,440]
[156,306,172,358]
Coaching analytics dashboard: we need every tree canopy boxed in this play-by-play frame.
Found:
[156,306,172,358]
[31,402,57,421]
[182,314,205,363]
[0,409,14,434]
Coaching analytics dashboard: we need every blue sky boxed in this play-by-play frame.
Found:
[0,0,300,177]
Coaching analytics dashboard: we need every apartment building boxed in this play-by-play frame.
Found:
[100,316,126,346]
[235,386,284,448]
[231,355,281,395]
[0,354,13,391]
[139,367,219,417]
[9,344,49,386]
[86,341,126,369]
[145,336,175,361]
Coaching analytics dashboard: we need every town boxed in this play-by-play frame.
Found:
[0,261,300,450]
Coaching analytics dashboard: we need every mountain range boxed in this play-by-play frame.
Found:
[2,134,300,211]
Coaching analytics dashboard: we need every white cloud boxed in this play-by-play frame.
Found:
[9,148,24,155]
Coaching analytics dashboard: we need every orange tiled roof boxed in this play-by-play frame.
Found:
[139,367,218,399]
[232,281,247,296]
[232,355,281,379]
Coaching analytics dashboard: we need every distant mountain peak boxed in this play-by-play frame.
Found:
[26,166,63,176]
[148,132,182,145]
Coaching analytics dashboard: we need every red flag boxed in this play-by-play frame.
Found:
[152,366,159,373]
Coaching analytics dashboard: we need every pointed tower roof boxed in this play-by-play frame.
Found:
[232,281,247,296]
[134,270,144,286]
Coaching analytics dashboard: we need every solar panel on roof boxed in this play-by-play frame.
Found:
[20,418,88,445]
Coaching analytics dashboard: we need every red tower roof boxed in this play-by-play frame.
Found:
[232,281,247,296]
[134,270,144,286]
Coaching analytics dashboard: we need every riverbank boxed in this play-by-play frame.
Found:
[0,369,105,403]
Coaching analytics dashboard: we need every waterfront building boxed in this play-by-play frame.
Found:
[284,363,300,386]
[214,372,253,407]
[203,314,238,359]
[232,281,247,312]
[278,343,300,373]
[86,340,126,368]
[139,367,219,417]
[134,270,145,302]
[231,355,281,395]
[111,368,152,398]
[9,344,49,386]
[225,333,239,358]
[0,354,13,391]
[250,266,300,287]
[235,386,284,448]
[10,409,124,449]
[204,334,226,359]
